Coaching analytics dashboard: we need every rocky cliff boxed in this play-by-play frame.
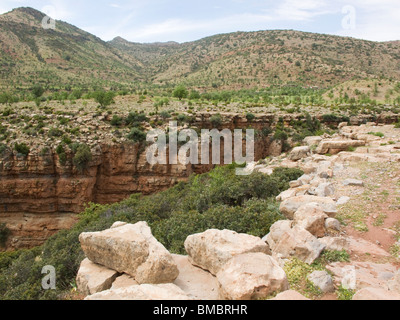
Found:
[0,115,273,250]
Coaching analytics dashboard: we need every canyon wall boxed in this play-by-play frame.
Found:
[0,115,274,250]
[0,112,398,250]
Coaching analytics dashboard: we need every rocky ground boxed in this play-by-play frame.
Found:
[72,122,400,300]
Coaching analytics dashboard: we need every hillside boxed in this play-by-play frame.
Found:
[0,7,400,93]
[0,7,143,91]
[110,30,400,90]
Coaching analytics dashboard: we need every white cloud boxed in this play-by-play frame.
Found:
[334,0,400,41]
[272,0,332,21]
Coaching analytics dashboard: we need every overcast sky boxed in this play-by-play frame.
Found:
[0,0,399,43]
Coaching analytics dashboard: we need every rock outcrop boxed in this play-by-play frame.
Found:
[79,221,179,284]
[77,223,289,300]
[184,229,271,276]
[216,253,289,300]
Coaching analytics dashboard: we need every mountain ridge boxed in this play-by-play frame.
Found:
[0,7,399,92]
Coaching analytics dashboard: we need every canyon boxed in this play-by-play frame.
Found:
[0,112,398,250]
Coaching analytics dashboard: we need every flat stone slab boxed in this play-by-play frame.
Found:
[353,287,400,300]
[172,254,219,300]
[326,261,398,290]
[85,283,192,300]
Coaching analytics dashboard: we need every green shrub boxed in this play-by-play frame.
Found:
[273,130,288,141]
[246,113,256,121]
[72,144,92,172]
[110,115,123,127]
[48,127,63,138]
[127,128,147,143]
[126,112,148,127]
[160,111,171,120]
[0,143,8,155]
[322,114,350,124]
[14,143,30,157]
[210,114,222,127]
[368,132,385,138]
[337,285,356,301]
[93,91,115,107]
[0,224,10,247]
[172,85,188,100]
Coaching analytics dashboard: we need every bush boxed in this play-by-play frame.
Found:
[273,130,288,141]
[126,112,148,127]
[0,144,8,155]
[110,115,123,127]
[210,114,222,127]
[72,144,92,172]
[48,127,63,138]
[93,91,115,107]
[14,143,30,157]
[246,113,256,121]
[0,224,10,247]
[127,128,147,143]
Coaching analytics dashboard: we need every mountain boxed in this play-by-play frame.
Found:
[0,7,400,93]
[109,30,400,90]
[0,7,143,91]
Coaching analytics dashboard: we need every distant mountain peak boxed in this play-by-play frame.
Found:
[7,7,46,18]
[110,36,129,44]
[0,7,47,25]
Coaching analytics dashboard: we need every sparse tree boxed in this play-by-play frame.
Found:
[173,85,188,100]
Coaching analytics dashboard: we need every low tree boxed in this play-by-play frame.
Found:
[173,85,188,100]
[73,144,92,172]
[93,91,115,107]
[32,85,45,98]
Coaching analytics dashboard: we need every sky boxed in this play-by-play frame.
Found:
[0,0,399,43]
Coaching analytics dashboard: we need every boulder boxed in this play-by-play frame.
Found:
[319,237,349,251]
[276,185,311,201]
[313,183,335,198]
[343,179,364,187]
[217,253,289,300]
[289,180,302,188]
[79,222,179,284]
[288,146,311,161]
[352,287,400,300]
[76,258,119,296]
[303,136,323,148]
[293,203,327,238]
[316,140,366,155]
[85,283,192,300]
[272,227,326,264]
[263,220,293,250]
[308,271,335,293]
[184,229,270,276]
[324,218,342,232]
[279,196,336,219]
[337,196,351,206]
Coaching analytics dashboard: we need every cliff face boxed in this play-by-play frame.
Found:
[0,116,274,250]
[0,143,195,249]
[1,112,397,250]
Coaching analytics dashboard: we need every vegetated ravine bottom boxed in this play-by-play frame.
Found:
[0,165,303,300]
